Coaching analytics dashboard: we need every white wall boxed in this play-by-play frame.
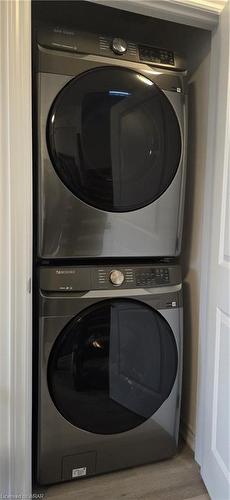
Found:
[181,47,211,448]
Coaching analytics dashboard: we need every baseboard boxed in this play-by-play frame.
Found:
[180,420,195,451]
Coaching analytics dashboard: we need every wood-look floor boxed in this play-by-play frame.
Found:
[41,442,209,500]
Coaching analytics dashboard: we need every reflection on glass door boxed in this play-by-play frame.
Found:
[48,299,178,434]
[47,67,181,212]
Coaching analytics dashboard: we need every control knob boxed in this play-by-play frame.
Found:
[111,38,127,55]
[110,270,125,286]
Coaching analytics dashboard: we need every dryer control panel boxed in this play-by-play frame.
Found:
[40,263,181,292]
[37,26,186,71]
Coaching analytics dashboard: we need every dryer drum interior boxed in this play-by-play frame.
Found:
[47,66,182,213]
[48,298,178,435]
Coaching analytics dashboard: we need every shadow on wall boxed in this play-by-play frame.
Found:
[180,79,199,435]
[180,34,211,435]
[181,30,211,272]
[181,277,199,437]
[181,80,198,276]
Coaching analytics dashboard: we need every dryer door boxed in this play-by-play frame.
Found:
[47,66,181,212]
[48,298,178,434]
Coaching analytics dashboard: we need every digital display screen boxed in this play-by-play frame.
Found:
[139,45,174,66]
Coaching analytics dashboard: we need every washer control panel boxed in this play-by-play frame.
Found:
[40,264,181,292]
[95,266,170,288]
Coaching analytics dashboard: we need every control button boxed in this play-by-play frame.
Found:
[110,270,125,286]
[111,38,127,55]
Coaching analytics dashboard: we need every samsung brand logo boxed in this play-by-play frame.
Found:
[53,27,75,36]
[56,269,76,275]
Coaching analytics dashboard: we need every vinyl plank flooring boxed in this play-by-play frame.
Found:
[40,443,209,500]
[187,495,210,500]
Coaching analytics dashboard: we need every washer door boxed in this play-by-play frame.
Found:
[47,66,181,212]
[48,299,178,434]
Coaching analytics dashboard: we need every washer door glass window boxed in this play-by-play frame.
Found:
[47,67,182,212]
[48,299,178,434]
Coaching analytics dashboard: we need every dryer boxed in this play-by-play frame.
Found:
[35,27,187,259]
[36,263,183,485]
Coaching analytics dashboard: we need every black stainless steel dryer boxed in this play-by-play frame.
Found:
[37,263,183,485]
[36,27,187,259]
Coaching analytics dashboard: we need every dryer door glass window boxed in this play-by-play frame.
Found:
[47,67,182,212]
[48,299,178,434]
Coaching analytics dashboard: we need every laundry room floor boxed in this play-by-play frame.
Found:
[40,442,209,500]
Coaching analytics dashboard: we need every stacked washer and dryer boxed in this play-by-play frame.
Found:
[34,26,187,485]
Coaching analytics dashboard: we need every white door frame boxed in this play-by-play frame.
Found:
[195,6,226,466]
[195,3,230,496]
[0,0,32,496]
[0,0,227,496]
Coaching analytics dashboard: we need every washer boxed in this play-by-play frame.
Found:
[35,27,187,259]
[36,263,183,485]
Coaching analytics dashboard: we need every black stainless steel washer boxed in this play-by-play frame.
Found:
[36,263,183,485]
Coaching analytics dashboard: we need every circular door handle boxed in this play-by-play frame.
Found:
[110,270,125,286]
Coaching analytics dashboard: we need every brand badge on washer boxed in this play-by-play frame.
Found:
[72,467,87,478]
